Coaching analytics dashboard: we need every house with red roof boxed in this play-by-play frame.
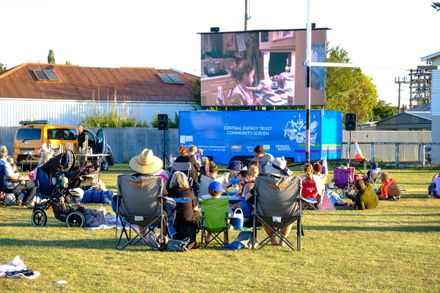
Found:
[0,63,199,126]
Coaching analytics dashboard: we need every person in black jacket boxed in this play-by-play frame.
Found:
[77,125,86,151]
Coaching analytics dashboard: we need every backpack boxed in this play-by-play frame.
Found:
[173,220,199,244]
[302,179,318,199]
[82,208,105,227]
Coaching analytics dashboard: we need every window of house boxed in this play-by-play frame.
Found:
[33,69,58,81]
[158,73,184,85]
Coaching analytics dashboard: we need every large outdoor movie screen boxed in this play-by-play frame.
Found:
[200,29,327,107]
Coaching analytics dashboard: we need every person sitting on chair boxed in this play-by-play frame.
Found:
[222,160,243,192]
[261,157,297,246]
[0,145,37,207]
[377,172,401,200]
[364,161,381,184]
[198,162,223,198]
[175,145,190,163]
[203,181,229,244]
[127,148,170,237]
[301,166,320,202]
[167,171,199,243]
[353,178,378,210]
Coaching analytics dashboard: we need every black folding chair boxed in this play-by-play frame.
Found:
[115,174,166,250]
[252,175,303,252]
[170,162,193,187]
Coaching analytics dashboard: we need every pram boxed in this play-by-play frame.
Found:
[332,166,356,198]
[31,151,99,228]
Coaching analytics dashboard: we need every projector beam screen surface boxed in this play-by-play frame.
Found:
[200,29,327,107]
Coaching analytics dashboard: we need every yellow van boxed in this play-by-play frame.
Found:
[13,120,113,170]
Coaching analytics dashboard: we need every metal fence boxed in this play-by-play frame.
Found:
[1,127,436,165]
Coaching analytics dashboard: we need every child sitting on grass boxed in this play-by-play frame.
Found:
[377,172,401,200]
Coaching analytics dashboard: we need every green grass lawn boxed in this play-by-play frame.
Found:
[1,165,440,292]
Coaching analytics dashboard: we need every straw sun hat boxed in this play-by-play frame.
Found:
[129,148,163,175]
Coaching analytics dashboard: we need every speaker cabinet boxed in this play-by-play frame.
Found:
[345,113,357,131]
[158,114,169,130]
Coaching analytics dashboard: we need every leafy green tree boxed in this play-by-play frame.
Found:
[48,49,55,64]
[432,2,440,11]
[326,46,378,123]
[372,99,396,121]
[0,63,6,74]
[192,79,201,106]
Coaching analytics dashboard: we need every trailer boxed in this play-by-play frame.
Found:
[178,110,342,165]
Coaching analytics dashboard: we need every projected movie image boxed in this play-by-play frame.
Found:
[200,29,327,107]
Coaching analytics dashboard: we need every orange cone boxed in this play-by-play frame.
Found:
[353,142,364,162]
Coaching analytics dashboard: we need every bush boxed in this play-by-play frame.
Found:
[82,96,148,128]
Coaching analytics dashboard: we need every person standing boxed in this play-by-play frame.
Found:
[77,125,86,151]
[187,145,200,193]
[250,145,274,175]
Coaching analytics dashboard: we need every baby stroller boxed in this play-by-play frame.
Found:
[31,151,97,227]
[332,166,356,198]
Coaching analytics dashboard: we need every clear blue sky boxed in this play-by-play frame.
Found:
[1,0,439,106]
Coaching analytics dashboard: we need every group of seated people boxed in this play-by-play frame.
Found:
[124,145,297,246]
[0,142,107,208]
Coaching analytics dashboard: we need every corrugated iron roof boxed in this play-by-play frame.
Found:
[376,111,431,125]
[0,63,198,102]
[421,51,440,62]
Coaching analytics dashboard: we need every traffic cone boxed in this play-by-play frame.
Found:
[353,142,365,162]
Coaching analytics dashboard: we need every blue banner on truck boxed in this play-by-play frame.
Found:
[179,110,342,165]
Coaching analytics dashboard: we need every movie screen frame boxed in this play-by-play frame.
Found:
[200,29,327,107]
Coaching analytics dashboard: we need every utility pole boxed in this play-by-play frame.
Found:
[244,0,251,31]
[394,76,409,114]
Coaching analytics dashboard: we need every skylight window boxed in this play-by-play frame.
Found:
[33,69,58,81]
[158,73,184,85]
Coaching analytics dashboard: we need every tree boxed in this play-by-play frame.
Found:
[48,49,55,64]
[0,63,6,74]
[372,99,396,121]
[326,46,378,123]
[432,2,440,11]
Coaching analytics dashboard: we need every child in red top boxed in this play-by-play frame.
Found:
[378,172,401,200]
[301,166,319,199]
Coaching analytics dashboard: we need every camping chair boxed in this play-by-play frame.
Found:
[252,175,302,252]
[171,162,193,187]
[199,197,230,247]
[332,166,355,197]
[0,164,18,206]
[115,174,166,250]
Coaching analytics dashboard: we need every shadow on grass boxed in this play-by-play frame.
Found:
[0,237,160,251]
[306,225,440,232]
